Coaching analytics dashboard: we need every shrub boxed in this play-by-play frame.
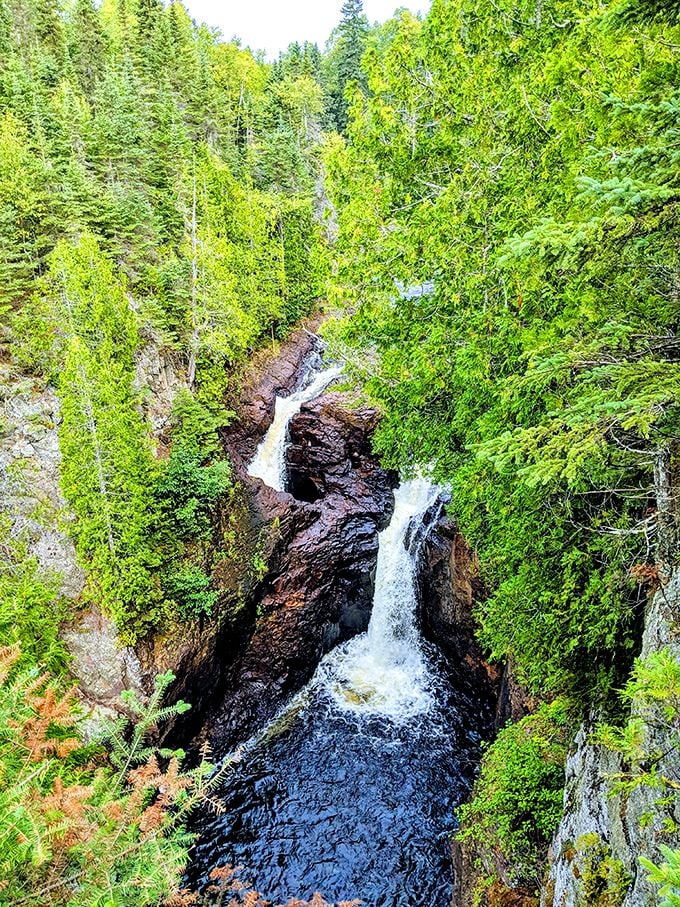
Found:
[0,515,68,672]
[165,566,219,620]
[642,846,680,907]
[0,648,212,907]
[457,699,573,887]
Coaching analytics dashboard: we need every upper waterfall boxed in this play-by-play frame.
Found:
[247,364,342,492]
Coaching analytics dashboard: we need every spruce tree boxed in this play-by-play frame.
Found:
[328,0,368,133]
[67,0,107,98]
[0,111,55,310]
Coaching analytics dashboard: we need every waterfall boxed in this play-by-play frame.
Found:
[247,355,442,719]
[247,364,342,491]
[187,456,479,907]
[317,475,442,720]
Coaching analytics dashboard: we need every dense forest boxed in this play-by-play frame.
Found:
[323,0,679,899]
[0,0,678,903]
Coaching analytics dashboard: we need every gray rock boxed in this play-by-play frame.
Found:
[133,342,186,439]
[542,570,680,907]
[0,380,85,599]
[61,604,146,709]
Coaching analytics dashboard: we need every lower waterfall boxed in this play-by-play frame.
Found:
[316,476,441,720]
[187,471,486,906]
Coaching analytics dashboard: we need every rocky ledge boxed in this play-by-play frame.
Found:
[204,390,398,750]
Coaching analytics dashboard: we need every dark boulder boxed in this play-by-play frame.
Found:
[417,507,500,704]
[285,392,395,505]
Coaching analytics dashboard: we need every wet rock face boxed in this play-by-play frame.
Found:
[418,510,538,907]
[417,509,500,703]
[206,392,398,751]
[285,393,393,504]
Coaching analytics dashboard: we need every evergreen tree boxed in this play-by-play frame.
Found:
[327,0,368,133]
[1,0,328,643]
[67,0,108,98]
[0,111,55,310]
[19,235,162,640]
[324,0,679,699]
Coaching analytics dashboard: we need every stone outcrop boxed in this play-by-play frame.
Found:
[418,507,499,701]
[61,605,146,713]
[205,390,398,750]
[133,341,186,442]
[541,569,680,907]
[0,370,85,601]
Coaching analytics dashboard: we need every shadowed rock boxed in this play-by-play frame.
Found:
[206,391,398,750]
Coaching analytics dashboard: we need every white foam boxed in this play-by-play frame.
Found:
[316,475,441,720]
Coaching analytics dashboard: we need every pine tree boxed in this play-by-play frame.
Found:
[67,0,108,99]
[23,235,163,640]
[327,0,368,133]
[0,111,55,311]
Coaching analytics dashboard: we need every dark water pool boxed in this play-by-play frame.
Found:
[186,658,486,907]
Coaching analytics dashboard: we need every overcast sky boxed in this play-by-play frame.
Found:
[183,0,431,59]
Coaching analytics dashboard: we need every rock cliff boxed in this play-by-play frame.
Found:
[541,569,680,907]
[205,390,397,750]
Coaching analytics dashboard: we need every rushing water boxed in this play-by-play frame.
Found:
[187,365,487,905]
[247,363,342,491]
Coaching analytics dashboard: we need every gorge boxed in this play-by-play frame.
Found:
[1,0,678,904]
[184,348,496,905]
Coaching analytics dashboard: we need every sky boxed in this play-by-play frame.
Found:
[183,0,431,59]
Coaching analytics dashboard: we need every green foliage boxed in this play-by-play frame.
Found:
[152,390,230,622]
[166,387,230,458]
[323,0,679,702]
[164,565,218,620]
[593,646,680,905]
[0,0,334,645]
[642,846,680,907]
[0,648,209,907]
[279,196,325,328]
[0,111,56,310]
[157,390,231,542]
[19,236,163,643]
[457,700,573,887]
[0,514,67,672]
[596,648,680,796]
[325,0,369,134]
[157,443,230,542]
[96,669,191,775]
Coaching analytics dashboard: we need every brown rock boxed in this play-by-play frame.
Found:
[418,509,500,702]
[205,391,398,750]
